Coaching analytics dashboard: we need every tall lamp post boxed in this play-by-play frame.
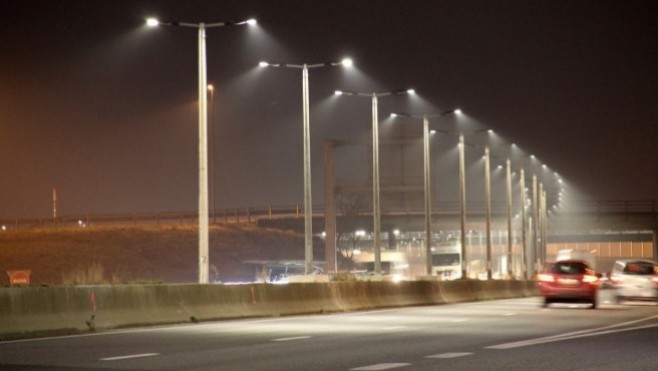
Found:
[146,17,256,284]
[335,88,414,274]
[389,109,460,275]
[207,84,217,224]
[259,58,353,275]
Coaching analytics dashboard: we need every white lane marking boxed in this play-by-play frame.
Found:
[488,314,658,349]
[502,312,516,316]
[272,336,311,342]
[100,353,159,361]
[488,324,658,349]
[451,319,469,323]
[383,326,407,330]
[351,363,411,370]
[426,352,473,359]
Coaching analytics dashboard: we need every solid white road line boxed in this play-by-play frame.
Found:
[350,363,411,370]
[100,353,159,361]
[426,352,473,359]
[487,324,658,349]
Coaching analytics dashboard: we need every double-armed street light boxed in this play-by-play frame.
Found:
[389,109,461,276]
[452,128,491,279]
[258,58,353,275]
[334,88,415,275]
[146,17,256,284]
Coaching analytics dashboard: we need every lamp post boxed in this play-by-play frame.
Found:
[146,17,256,284]
[520,167,527,279]
[335,88,414,274]
[459,134,467,279]
[505,158,513,278]
[259,59,352,275]
[207,84,216,224]
[389,110,460,276]
[484,145,492,280]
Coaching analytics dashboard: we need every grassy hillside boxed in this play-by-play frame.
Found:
[0,223,315,286]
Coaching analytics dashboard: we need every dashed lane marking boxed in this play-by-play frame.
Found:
[382,326,407,330]
[426,352,473,359]
[272,336,311,342]
[350,363,412,370]
[100,353,159,361]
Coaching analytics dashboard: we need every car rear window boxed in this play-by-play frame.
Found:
[552,262,588,275]
[623,262,657,275]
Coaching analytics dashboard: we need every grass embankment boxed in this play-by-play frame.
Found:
[0,223,310,286]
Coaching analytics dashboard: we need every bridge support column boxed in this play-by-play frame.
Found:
[324,141,337,275]
[653,227,658,260]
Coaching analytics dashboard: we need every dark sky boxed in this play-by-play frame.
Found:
[1,0,656,219]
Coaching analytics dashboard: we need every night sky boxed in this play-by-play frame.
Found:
[1,0,656,219]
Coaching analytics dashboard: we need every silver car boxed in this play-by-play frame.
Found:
[610,259,658,303]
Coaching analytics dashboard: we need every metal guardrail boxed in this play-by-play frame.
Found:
[1,200,656,230]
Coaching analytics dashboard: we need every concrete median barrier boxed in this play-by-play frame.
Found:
[0,280,538,340]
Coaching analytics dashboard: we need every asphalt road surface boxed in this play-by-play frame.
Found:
[1,290,657,370]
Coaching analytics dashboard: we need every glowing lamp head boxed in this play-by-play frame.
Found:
[454,108,462,115]
[406,88,416,94]
[258,61,269,67]
[341,58,353,67]
[334,90,343,96]
[246,19,257,26]
[146,18,160,27]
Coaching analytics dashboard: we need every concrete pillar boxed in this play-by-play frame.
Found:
[324,141,337,275]
[653,227,658,260]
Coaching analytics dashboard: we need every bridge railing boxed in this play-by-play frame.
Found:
[562,200,658,214]
[1,200,656,230]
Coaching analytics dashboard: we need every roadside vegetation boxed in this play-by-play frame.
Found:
[0,223,313,286]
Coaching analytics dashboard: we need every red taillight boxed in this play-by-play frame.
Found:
[538,273,555,283]
[652,276,658,287]
[582,275,598,284]
[611,274,624,285]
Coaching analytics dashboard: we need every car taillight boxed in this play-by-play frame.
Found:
[582,275,598,284]
[652,276,658,287]
[537,273,555,282]
[611,274,624,285]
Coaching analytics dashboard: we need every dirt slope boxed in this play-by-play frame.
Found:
[0,223,314,286]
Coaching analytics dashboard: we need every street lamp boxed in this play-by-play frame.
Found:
[452,128,491,279]
[207,84,217,225]
[146,17,256,284]
[258,58,353,275]
[335,88,414,274]
[389,109,460,276]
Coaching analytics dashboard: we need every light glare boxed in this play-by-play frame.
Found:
[259,61,269,67]
[341,58,353,67]
[247,19,257,25]
[146,18,159,27]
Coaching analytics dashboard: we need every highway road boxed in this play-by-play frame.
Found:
[1,290,657,370]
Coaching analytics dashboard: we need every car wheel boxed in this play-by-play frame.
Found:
[542,298,550,308]
[590,299,597,309]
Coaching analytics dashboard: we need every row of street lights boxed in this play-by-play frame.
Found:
[145,16,561,283]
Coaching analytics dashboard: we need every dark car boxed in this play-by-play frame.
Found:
[537,260,600,309]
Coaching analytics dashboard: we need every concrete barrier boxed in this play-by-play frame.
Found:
[0,280,537,340]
